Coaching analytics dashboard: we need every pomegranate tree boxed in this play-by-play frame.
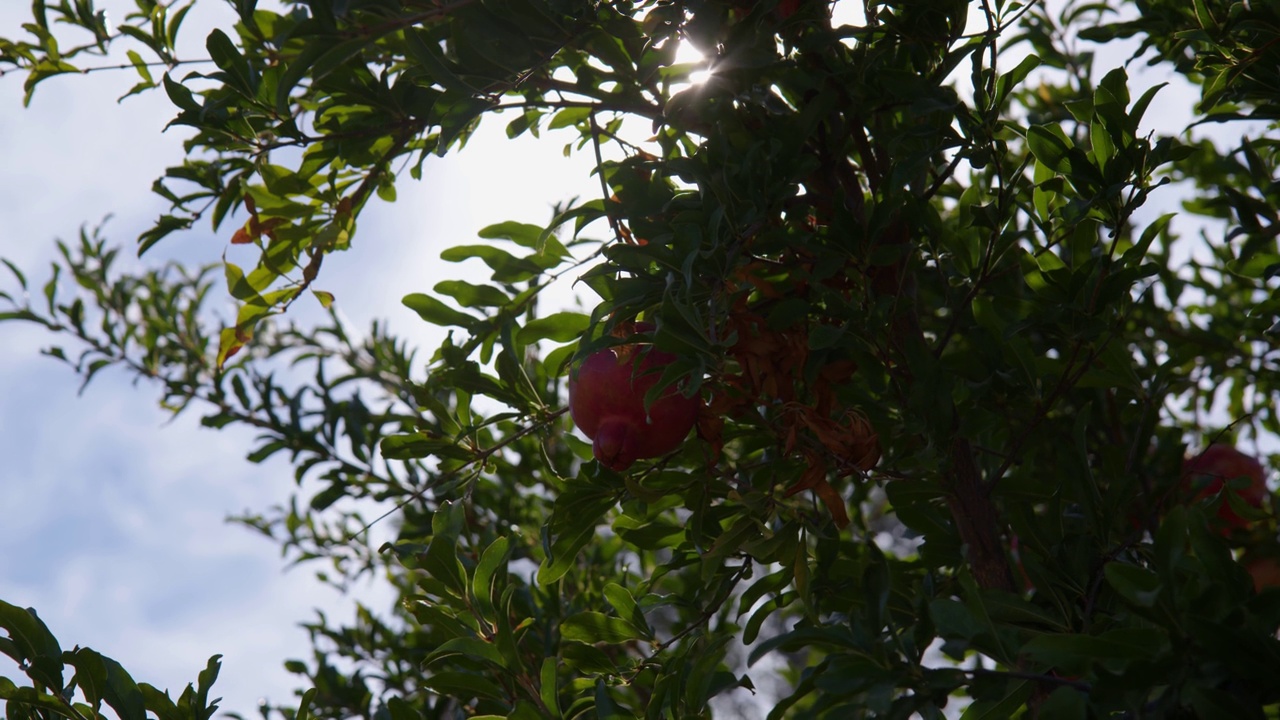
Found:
[568,332,699,471]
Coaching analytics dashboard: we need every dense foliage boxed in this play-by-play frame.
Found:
[3,0,1280,717]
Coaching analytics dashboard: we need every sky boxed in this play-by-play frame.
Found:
[0,2,1272,719]
[0,1,600,715]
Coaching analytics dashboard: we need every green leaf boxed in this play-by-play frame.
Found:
[294,688,316,720]
[274,41,328,114]
[101,654,148,720]
[440,244,548,282]
[1023,628,1169,675]
[165,3,194,52]
[404,27,475,95]
[1123,213,1174,267]
[602,583,651,639]
[960,681,1032,720]
[930,598,983,642]
[478,221,565,254]
[1128,81,1167,133]
[0,600,63,691]
[433,280,510,308]
[537,520,599,587]
[1192,0,1218,32]
[419,671,506,702]
[380,432,474,461]
[981,593,1070,632]
[65,647,108,712]
[1103,562,1162,608]
[436,363,523,406]
[258,164,316,197]
[0,680,68,715]
[1026,125,1073,175]
[540,657,561,718]
[402,293,480,328]
[747,626,855,668]
[215,287,296,367]
[23,58,80,106]
[537,481,616,585]
[309,481,346,511]
[311,289,334,308]
[737,566,793,619]
[548,107,591,130]
[1094,67,1130,133]
[425,637,507,669]
[138,682,182,720]
[472,536,510,625]
[163,71,200,111]
[119,49,155,100]
[386,696,422,720]
[995,54,1040,107]
[560,641,616,675]
[516,312,589,345]
[1036,686,1087,719]
[205,28,255,97]
[1091,116,1115,169]
[1032,158,1055,221]
[594,679,632,720]
[224,261,264,302]
[1,258,27,290]
[424,534,467,597]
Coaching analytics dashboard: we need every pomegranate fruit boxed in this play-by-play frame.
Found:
[1181,444,1267,532]
[1245,556,1280,592]
[568,334,699,471]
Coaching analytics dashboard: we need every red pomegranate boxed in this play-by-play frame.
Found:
[1181,444,1268,532]
[568,330,699,471]
[1244,555,1280,592]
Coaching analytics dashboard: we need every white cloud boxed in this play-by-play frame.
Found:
[0,342,362,707]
